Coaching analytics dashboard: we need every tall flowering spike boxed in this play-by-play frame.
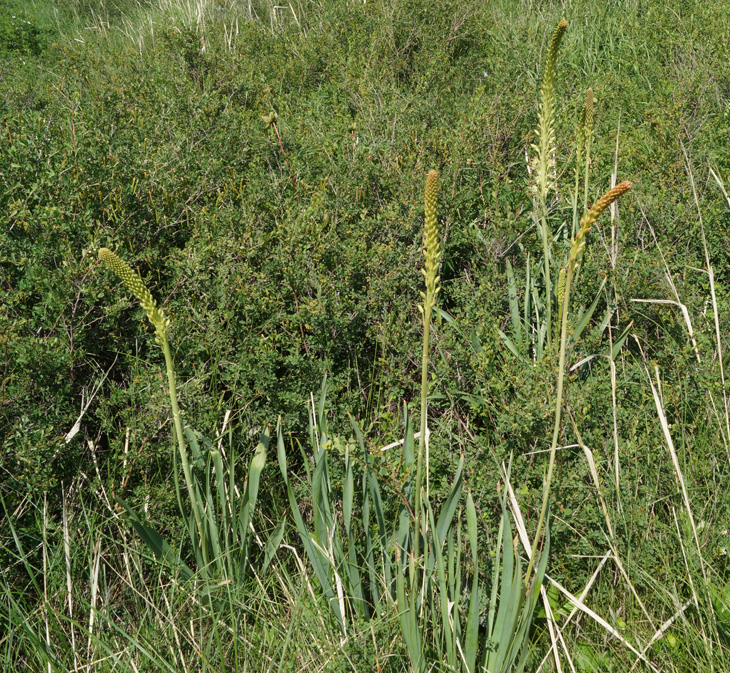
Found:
[556,267,566,308]
[578,88,594,150]
[585,180,632,223]
[99,248,170,339]
[570,181,632,262]
[584,87,595,141]
[533,19,567,201]
[422,170,441,312]
[547,19,568,66]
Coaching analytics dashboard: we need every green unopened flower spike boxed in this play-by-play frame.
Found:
[578,88,594,152]
[557,267,566,308]
[98,248,170,340]
[583,87,595,142]
[98,247,208,563]
[422,169,441,310]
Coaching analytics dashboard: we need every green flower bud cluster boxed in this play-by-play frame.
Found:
[556,267,567,310]
[98,248,170,341]
[419,170,441,316]
[578,88,595,153]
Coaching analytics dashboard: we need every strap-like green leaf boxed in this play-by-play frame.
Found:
[572,277,607,341]
[611,322,633,360]
[428,502,456,667]
[262,519,286,576]
[115,497,193,581]
[498,328,520,358]
[463,492,480,673]
[506,258,522,351]
[434,455,464,545]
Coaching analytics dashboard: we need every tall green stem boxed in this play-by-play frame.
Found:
[524,181,632,589]
[413,170,440,580]
[160,332,209,572]
[524,260,573,589]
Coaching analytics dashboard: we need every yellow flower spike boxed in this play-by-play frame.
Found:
[98,248,170,340]
[585,180,633,221]
[570,180,633,264]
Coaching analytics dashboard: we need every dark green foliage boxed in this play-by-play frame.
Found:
[0,6,52,57]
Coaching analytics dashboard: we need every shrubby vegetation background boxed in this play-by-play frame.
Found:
[3,0,730,670]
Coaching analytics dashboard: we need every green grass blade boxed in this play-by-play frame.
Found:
[246,429,268,519]
[471,329,483,355]
[487,509,504,640]
[210,446,231,573]
[428,501,456,667]
[611,321,633,359]
[434,455,464,546]
[403,401,415,469]
[486,505,521,672]
[524,253,532,345]
[262,519,286,577]
[0,495,43,596]
[184,425,204,465]
[506,258,522,352]
[572,277,606,341]
[350,415,391,605]
[115,497,193,581]
[498,328,520,358]
[463,492,480,673]
[275,421,344,632]
[343,443,354,532]
[396,547,425,672]
[317,375,328,428]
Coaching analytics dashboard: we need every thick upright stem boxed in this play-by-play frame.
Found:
[525,262,573,588]
[539,209,552,351]
[413,301,431,564]
[161,334,208,572]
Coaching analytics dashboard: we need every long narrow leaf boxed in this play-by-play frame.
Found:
[611,321,632,359]
[262,519,286,577]
[276,422,343,630]
[115,497,193,581]
[434,456,464,545]
[506,258,522,352]
[428,502,456,667]
[498,328,520,358]
[572,277,606,341]
[463,492,480,673]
